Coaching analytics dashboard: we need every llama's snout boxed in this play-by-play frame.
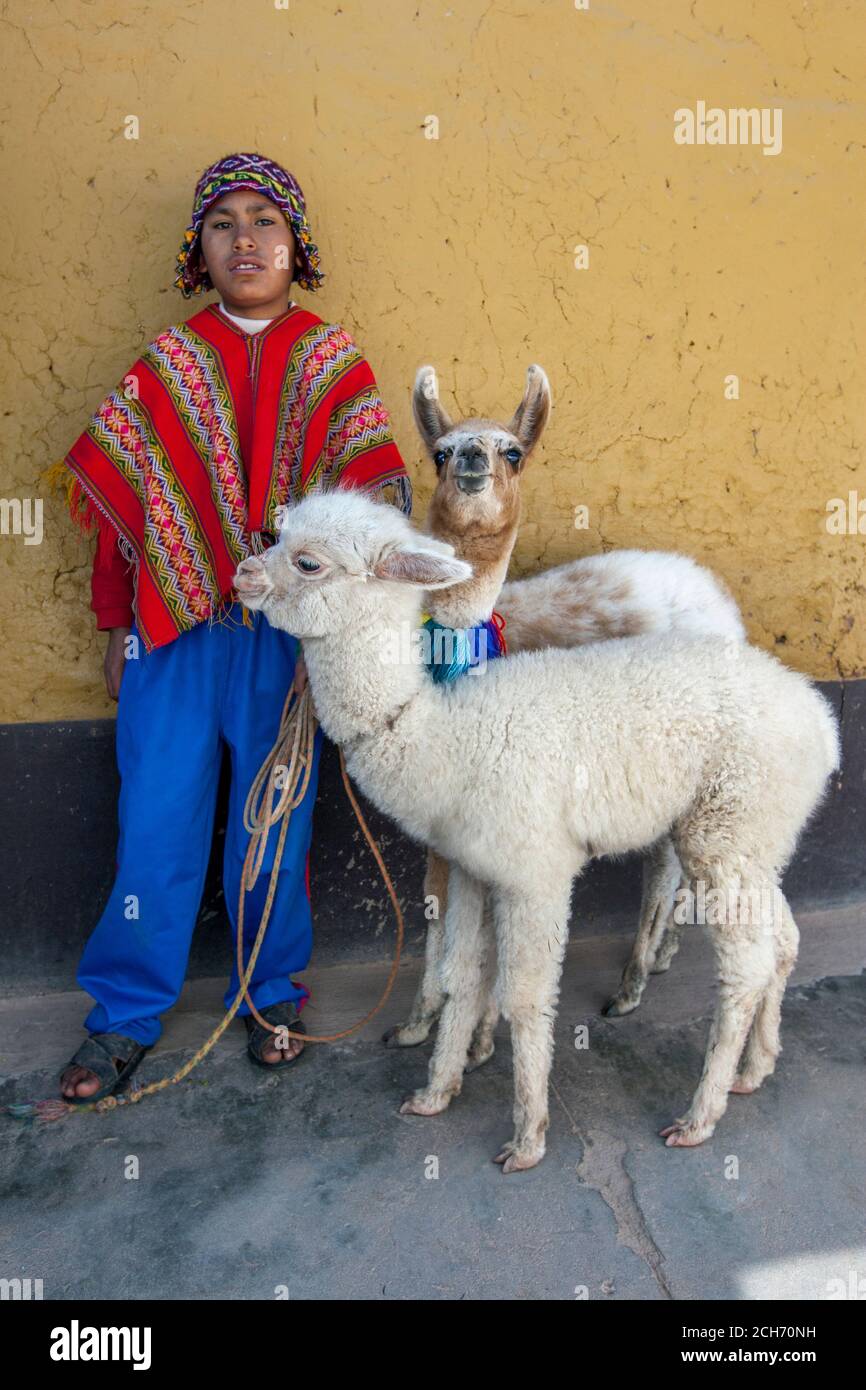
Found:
[454,447,492,494]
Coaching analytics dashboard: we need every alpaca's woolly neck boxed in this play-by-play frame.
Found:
[301,590,431,749]
[298,584,511,866]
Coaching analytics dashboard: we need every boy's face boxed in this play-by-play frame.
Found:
[198,189,303,317]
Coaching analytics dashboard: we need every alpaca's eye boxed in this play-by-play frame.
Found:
[296,555,321,573]
[433,448,451,468]
[504,447,522,467]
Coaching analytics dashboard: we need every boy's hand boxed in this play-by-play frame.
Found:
[293,646,308,697]
[104,626,131,702]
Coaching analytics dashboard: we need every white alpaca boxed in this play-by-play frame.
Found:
[235,492,839,1173]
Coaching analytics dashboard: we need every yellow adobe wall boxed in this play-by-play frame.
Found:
[0,0,863,722]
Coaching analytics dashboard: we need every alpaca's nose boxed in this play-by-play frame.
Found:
[454,447,491,493]
[234,555,269,595]
[235,556,262,580]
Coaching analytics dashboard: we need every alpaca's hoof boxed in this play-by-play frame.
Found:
[399,1089,451,1117]
[728,1078,758,1095]
[492,1141,544,1173]
[602,994,638,1018]
[650,960,673,975]
[660,1119,712,1148]
[382,1022,432,1048]
[464,1041,495,1072]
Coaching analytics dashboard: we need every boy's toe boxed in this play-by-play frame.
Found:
[60,1065,100,1098]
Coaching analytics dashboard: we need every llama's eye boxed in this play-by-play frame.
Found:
[433,448,451,468]
[504,447,522,467]
[296,555,321,573]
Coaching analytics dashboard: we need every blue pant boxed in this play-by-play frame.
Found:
[77,604,323,1046]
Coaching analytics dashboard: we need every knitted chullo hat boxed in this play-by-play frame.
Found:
[174,152,324,297]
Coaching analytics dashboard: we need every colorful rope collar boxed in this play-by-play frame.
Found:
[420,610,508,684]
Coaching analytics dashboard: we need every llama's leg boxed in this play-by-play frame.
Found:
[383,848,450,1047]
[399,865,494,1116]
[604,837,682,1016]
[731,887,799,1094]
[661,877,777,1147]
[491,880,573,1173]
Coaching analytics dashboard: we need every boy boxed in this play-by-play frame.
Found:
[56,152,412,1101]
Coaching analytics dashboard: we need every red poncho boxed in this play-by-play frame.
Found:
[60,302,413,651]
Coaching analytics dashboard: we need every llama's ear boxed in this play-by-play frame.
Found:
[507,364,551,453]
[412,365,454,454]
[373,544,473,590]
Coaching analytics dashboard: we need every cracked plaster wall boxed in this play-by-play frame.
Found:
[1,0,863,722]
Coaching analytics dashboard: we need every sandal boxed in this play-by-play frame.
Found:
[244,1001,307,1069]
[60,1032,151,1105]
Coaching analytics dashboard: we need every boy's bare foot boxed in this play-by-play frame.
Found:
[244,1002,307,1067]
[59,1033,150,1103]
[60,1063,105,1099]
[257,1033,305,1064]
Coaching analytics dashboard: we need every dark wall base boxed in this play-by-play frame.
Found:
[1,681,863,993]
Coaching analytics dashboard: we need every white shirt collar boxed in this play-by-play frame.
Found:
[219,301,296,334]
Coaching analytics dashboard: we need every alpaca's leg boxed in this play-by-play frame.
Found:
[466,995,499,1071]
[661,877,777,1147]
[399,865,494,1116]
[383,848,450,1047]
[731,888,799,1094]
[604,837,682,1016]
[465,904,500,1071]
[650,909,686,974]
[491,880,573,1173]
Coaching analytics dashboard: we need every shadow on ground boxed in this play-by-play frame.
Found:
[2,974,864,1301]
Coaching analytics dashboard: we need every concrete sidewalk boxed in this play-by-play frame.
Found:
[1,904,864,1301]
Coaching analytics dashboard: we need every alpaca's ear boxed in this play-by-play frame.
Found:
[273,503,292,533]
[507,364,551,453]
[373,545,473,590]
[412,366,454,454]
